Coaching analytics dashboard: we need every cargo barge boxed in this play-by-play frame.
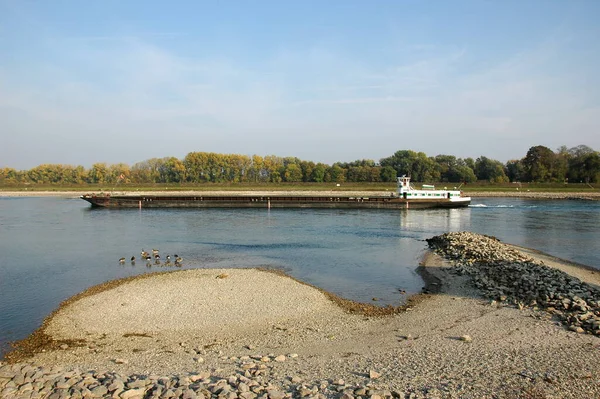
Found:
[81,176,471,209]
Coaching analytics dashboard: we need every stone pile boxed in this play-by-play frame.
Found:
[0,361,413,399]
[426,231,600,336]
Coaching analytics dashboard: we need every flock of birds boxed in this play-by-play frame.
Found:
[119,248,183,267]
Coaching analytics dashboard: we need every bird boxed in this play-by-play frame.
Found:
[175,256,183,266]
[119,257,125,264]
[141,249,149,258]
[130,256,136,262]
[152,248,159,255]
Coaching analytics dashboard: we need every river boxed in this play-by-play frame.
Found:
[0,196,598,357]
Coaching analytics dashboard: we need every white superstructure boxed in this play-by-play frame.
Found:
[396,176,470,204]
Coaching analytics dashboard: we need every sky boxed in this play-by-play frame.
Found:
[1,0,599,170]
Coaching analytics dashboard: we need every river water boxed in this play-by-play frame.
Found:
[1,196,599,357]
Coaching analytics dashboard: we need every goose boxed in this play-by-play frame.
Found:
[141,250,149,258]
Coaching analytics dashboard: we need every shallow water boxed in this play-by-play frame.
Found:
[0,196,598,356]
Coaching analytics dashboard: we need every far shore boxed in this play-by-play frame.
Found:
[1,189,599,200]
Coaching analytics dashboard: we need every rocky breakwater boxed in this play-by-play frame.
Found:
[426,231,600,336]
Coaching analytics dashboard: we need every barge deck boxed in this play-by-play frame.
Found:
[81,176,471,209]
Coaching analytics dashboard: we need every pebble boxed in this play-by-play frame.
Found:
[0,362,432,399]
[460,335,472,342]
[369,370,381,379]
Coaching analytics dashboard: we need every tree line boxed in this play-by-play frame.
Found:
[1,144,598,185]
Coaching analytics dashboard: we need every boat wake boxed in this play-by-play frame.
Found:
[469,204,515,208]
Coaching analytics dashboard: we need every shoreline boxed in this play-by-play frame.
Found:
[2,237,600,398]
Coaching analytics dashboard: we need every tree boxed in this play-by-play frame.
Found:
[522,146,556,182]
[248,155,266,182]
[283,163,303,182]
[183,152,209,183]
[88,163,109,184]
[474,156,508,183]
[159,157,185,183]
[380,166,397,182]
[568,151,600,183]
[326,165,346,183]
[505,160,525,182]
[0,167,19,184]
[300,161,316,182]
[263,155,284,183]
[108,163,130,184]
[380,150,438,182]
[433,155,476,183]
[568,144,595,158]
[311,163,327,183]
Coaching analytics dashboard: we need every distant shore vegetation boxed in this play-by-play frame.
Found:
[1,145,599,187]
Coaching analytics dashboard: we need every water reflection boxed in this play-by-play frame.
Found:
[399,207,471,233]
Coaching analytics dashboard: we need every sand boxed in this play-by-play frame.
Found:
[5,246,600,398]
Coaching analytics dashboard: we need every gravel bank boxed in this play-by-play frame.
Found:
[3,242,600,398]
[426,232,600,336]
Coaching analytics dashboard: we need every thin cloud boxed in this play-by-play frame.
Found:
[63,32,187,42]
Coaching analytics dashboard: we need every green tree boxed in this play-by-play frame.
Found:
[326,164,346,183]
[433,155,475,183]
[380,166,397,182]
[474,156,508,183]
[380,150,438,182]
[505,159,525,182]
[283,163,303,182]
[300,161,316,182]
[568,151,600,183]
[311,163,327,182]
[522,146,556,182]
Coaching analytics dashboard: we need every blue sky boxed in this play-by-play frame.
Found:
[1,0,599,169]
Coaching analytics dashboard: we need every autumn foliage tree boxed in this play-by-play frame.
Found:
[2,144,598,186]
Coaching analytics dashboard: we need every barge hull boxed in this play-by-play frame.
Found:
[81,195,471,209]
